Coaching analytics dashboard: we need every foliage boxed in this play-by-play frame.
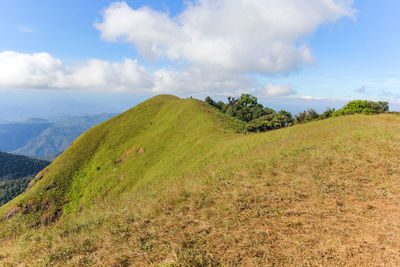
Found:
[247,112,293,132]
[0,177,32,206]
[333,100,389,116]
[319,108,336,119]
[295,109,319,124]
[206,96,390,131]
[0,151,49,206]
[205,94,294,132]
[0,152,49,181]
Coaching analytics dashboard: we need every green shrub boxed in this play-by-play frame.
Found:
[333,100,389,116]
[205,96,390,132]
[295,109,319,124]
[205,94,293,132]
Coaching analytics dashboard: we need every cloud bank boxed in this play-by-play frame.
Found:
[0,0,355,95]
[95,0,354,73]
[0,50,253,94]
[0,51,152,92]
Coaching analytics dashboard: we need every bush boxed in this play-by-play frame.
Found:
[247,113,290,132]
[205,94,293,132]
[319,108,335,119]
[333,100,389,116]
[204,96,390,133]
[295,109,320,124]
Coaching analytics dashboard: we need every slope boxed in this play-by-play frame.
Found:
[0,95,244,226]
[1,95,400,266]
[0,152,49,206]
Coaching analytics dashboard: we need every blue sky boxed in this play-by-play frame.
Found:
[0,0,399,120]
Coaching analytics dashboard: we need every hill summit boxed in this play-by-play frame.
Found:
[1,95,400,266]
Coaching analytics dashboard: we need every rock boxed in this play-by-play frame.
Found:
[41,208,63,226]
[21,199,36,214]
[2,207,20,221]
[40,199,53,211]
[115,147,135,164]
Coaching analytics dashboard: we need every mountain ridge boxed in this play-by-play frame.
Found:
[0,113,117,159]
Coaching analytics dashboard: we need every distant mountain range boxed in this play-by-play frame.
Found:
[0,113,117,160]
[0,151,49,206]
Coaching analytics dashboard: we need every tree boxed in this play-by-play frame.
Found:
[227,96,237,105]
[203,95,388,133]
[205,96,216,107]
[320,108,335,119]
[264,107,275,116]
[238,94,258,107]
[278,110,294,124]
[295,109,320,124]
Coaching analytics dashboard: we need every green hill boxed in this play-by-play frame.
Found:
[0,152,49,206]
[1,95,400,266]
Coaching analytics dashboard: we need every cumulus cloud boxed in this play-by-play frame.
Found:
[0,51,249,94]
[0,51,153,92]
[54,58,154,92]
[95,0,354,73]
[260,84,297,97]
[0,51,63,88]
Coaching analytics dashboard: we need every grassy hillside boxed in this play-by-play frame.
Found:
[1,95,400,266]
[0,152,49,206]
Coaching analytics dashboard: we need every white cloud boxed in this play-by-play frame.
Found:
[0,51,249,94]
[95,0,354,73]
[0,51,63,88]
[259,84,297,97]
[0,51,153,92]
[53,58,154,92]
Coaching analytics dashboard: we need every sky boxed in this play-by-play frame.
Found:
[0,0,399,121]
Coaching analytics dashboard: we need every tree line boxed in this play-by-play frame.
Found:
[0,151,49,206]
[205,94,389,133]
